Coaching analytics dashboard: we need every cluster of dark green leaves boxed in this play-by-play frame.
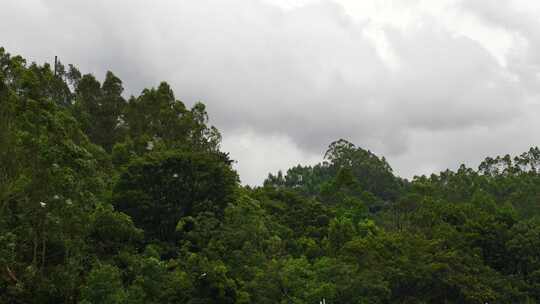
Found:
[0,48,235,303]
[258,140,540,303]
[3,47,540,303]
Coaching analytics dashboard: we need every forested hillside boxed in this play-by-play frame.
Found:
[3,48,540,303]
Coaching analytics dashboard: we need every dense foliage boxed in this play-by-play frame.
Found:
[2,48,540,303]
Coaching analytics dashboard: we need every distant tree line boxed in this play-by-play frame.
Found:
[2,47,540,303]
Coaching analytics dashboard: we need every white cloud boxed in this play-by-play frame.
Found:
[222,130,321,186]
[2,0,540,185]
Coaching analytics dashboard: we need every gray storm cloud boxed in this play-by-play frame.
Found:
[2,0,540,184]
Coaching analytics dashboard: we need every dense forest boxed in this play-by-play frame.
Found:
[2,47,540,303]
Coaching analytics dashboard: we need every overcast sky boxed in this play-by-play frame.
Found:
[3,0,540,185]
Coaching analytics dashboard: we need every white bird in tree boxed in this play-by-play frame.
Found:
[39,202,46,208]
